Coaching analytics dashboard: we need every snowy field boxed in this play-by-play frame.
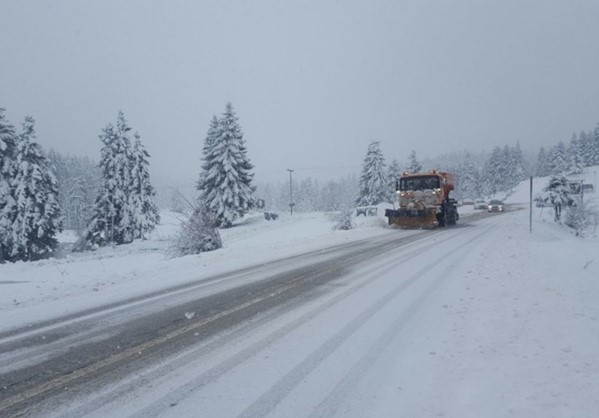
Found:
[1,169,599,417]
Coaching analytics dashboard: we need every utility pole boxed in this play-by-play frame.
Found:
[287,169,294,215]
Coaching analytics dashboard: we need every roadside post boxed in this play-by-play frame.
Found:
[529,176,533,233]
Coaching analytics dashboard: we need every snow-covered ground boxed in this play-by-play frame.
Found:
[0,204,406,333]
[1,168,598,417]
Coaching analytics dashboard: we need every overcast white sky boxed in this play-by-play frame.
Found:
[2,0,599,187]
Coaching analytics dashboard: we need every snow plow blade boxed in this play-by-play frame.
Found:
[384,209,439,229]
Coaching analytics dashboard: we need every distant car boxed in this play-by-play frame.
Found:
[474,199,487,210]
[488,199,505,212]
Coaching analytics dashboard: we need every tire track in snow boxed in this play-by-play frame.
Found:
[0,231,432,416]
[237,223,497,418]
[0,233,409,375]
[49,229,463,417]
[4,216,498,416]
[308,221,500,417]
[78,223,494,417]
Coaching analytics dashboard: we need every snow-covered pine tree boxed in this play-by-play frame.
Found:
[196,115,220,193]
[197,103,255,228]
[84,112,134,246]
[10,116,62,261]
[568,133,584,175]
[548,142,569,175]
[458,152,481,200]
[407,150,422,173]
[506,142,527,188]
[501,145,513,190]
[47,150,101,234]
[129,133,160,239]
[482,146,504,195]
[355,141,387,206]
[511,141,531,187]
[169,187,188,214]
[592,123,599,166]
[0,109,18,262]
[578,131,593,168]
[387,159,402,202]
[535,146,550,177]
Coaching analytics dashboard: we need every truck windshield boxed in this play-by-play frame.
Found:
[399,176,440,191]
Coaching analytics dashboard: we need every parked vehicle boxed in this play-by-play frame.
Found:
[488,199,505,212]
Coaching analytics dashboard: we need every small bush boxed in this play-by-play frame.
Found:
[333,209,356,231]
[564,200,599,237]
[169,206,222,257]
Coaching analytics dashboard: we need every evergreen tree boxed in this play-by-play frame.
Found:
[592,123,599,166]
[196,115,219,193]
[0,109,18,262]
[482,146,504,195]
[85,112,134,246]
[387,159,402,202]
[567,133,584,175]
[535,146,550,177]
[506,142,527,188]
[169,187,188,214]
[355,141,387,206]
[129,133,160,239]
[197,103,255,228]
[548,142,569,175]
[407,150,422,173]
[458,152,481,200]
[578,130,593,167]
[47,150,101,234]
[10,116,62,261]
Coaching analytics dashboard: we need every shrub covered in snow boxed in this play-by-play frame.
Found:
[333,209,356,231]
[169,206,222,257]
[564,200,599,237]
[535,176,573,222]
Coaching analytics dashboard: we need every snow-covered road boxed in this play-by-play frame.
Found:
[117,216,503,418]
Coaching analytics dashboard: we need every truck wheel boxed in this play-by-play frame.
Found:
[437,211,446,227]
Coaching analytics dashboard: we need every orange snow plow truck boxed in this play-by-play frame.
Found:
[385,170,459,229]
